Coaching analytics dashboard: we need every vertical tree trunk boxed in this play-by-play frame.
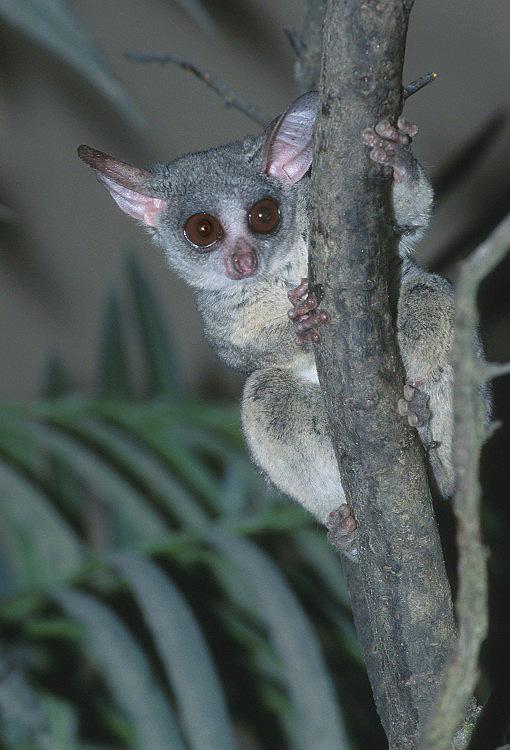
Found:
[307,2,457,747]
[294,0,327,93]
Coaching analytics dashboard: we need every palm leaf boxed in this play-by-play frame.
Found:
[218,461,252,518]
[111,553,236,750]
[295,529,350,606]
[209,531,350,750]
[98,291,133,399]
[57,589,186,750]
[94,403,224,510]
[0,0,141,125]
[128,256,181,398]
[293,530,362,665]
[41,694,79,750]
[59,417,208,530]
[8,418,168,545]
[0,458,83,595]
[0,666,51,749]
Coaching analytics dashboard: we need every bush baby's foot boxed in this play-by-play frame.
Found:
[288,277,330,345]
[398,379,440,450]
[362,117,418,182]
[327,504,358,559]
[397,379,431,428]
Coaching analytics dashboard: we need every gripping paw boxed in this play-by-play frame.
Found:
[288,278,330,345]
[327,504,358,559]
[397,379,431,428]
[362,117,418,182]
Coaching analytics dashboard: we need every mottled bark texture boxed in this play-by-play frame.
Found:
[308,2,457,748]
[294,0,327,92]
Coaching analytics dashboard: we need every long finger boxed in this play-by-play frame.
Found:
[288,278,309,304]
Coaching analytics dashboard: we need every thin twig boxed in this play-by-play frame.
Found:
[283,28,305,58]
[419,212,510,750]
[483,361,510,381]
[403,71,437,100]
[294,0,327,92]
[124,51,270,126]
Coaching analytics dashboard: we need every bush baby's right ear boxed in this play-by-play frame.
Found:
[260,91,319,186]
[78,145,168,228]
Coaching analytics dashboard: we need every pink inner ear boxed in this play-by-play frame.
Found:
[261,92,318,186]
[98,174,167,228]
[78,145,168,228]
[265,146,313,185]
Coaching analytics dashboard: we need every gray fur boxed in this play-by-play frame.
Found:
[80,93,487,526]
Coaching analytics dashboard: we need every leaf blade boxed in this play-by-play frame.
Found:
[57,588,186,750]
[0,458,83,595]
[25,420,168,545]
[111,553,236,750]
[63,417,208,530]
[98,291,133,399]
[0,0,142,124]
[128,256,181,399]
[209,531,350,750]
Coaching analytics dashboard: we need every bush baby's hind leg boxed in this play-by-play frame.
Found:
[242,366,348,525]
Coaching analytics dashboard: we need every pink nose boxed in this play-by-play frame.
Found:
[233,248,256,274]
[225,240,258,280]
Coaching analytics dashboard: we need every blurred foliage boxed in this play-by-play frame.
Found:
[0,0,141,125]
[0,4,369,746]
[0,258,380,750]
[0,0,218,129]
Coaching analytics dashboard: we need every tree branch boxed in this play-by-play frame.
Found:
[294,0,328,92]
[484,361,510,381]
[419,213,510,750]
[308,2,456,748]
[124,51,270,126]
[403,72,437,100]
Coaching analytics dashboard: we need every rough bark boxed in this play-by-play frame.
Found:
[294,0,327,92]
[308,2,457,747]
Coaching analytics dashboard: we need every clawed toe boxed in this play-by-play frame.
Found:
[375,119,411,145]
[397,116,419,138]
[327,504,358,559]
[361,127,378,146]
[362,117,418,182]
[296,310,330,333]
[288,277,330,346]
[288,278,309,305]
[288,295,317,319]
[297,330,321,344]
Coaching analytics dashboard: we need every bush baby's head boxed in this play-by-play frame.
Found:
[78,92,318,291]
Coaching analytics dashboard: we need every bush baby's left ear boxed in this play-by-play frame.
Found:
[260,91,318,186]
[78,145,168,228]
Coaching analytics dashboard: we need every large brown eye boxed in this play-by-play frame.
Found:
[248,198,280,234]
[183,212,223,249]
